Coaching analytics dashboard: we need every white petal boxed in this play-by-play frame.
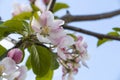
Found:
[1,57,16,75]
[6,71,20,80]
[46,11,54,26]
[37,33,51,43]
[51,20,64,28]
[58,36,74,48]
[35,0,46,12]
[12,2,22,15]
[40,11,54,27]
[16,66,27,80]
[31,17,41,33]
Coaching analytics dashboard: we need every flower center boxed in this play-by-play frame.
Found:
[40,26,50,37]
[0,65,5,76]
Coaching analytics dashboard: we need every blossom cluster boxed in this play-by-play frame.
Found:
[0,0,89,80]
[31,10,89,80]
[0,48,27,80]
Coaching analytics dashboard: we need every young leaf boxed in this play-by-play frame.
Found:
[112,27,120,32]
[0,20,25,40]
[36,69,53,80]
[2,20,24,31]
[53,2,69,13]
[31,4,40,12]
[12,12,32,20]
[67,33,77,41]
[107,32,119,36]
[0,45,6,57]
[26,55,32,70]
[97,32,119,47]
[97,38,109,47]
[50,53,59,70]
[29,45,52,77]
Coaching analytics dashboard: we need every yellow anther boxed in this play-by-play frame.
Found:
[0,65,5,76]
[41,26,50,36]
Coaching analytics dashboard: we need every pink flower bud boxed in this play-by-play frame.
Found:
[7,48,23,64]
[42,0,50,5]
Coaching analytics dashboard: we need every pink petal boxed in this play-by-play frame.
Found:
[57,48,67,60]
[7,48,23,64]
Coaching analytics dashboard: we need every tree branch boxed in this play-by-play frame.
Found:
[49,0,56,12]
[63,25,120,41]
[61,9,120,23]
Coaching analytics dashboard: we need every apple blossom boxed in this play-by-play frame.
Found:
[31,11,65,44]
[0,57,27,80]
[0,57,17,75]
[7,48,23,64]
[12,2,32,16]
[31,6,89,80]
[75,36,89,68]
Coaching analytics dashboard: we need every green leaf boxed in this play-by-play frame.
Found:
[0,20,25,40]
[12,12,32,20]
[108,32,119,36]
[2,20,25,31]
[50,53,59,70]
[31,4,40,12]
[112,27,120,32]
[97,38,109,47]
[26,55,32,70]
[97,32,119,47]
[29,45,52,77]
[53,2,69,13]
[67,34,77,41]
[36,69,53,80]
[0,21,4,24]
[0,45,6,57]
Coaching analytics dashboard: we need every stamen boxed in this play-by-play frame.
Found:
[0,65,5,76]
[40,26,50,37]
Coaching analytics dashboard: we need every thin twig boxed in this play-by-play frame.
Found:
[49,0,56,12]
[61,9,120,23]
[63,25,120,41]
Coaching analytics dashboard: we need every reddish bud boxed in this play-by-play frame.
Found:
[42,0,50,5]
[7,48,23,64]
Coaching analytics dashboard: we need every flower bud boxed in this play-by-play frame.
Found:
[42,0,50,5]
[7,48,23,64]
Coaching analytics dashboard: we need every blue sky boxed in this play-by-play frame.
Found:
[0,0,120,80]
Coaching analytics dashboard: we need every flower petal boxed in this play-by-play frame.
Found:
[31,17,41,33]
[5,71,20,80]
[1,57,16,75]
[57,48,67,60]
[58,36,74,48]
[16,66,27,80]
[51,20,64,28]
[40,11,54,27]
[36,33,51,43]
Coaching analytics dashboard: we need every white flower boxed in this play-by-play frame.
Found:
[12,2,32,16]
[0,57,16,75]
[0,57,27,80]
[31,11,65,44]
[75,36,87,54]
[15,66,27,80]
[58,35,74,48]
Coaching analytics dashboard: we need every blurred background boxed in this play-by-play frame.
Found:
[0,0,120,80]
